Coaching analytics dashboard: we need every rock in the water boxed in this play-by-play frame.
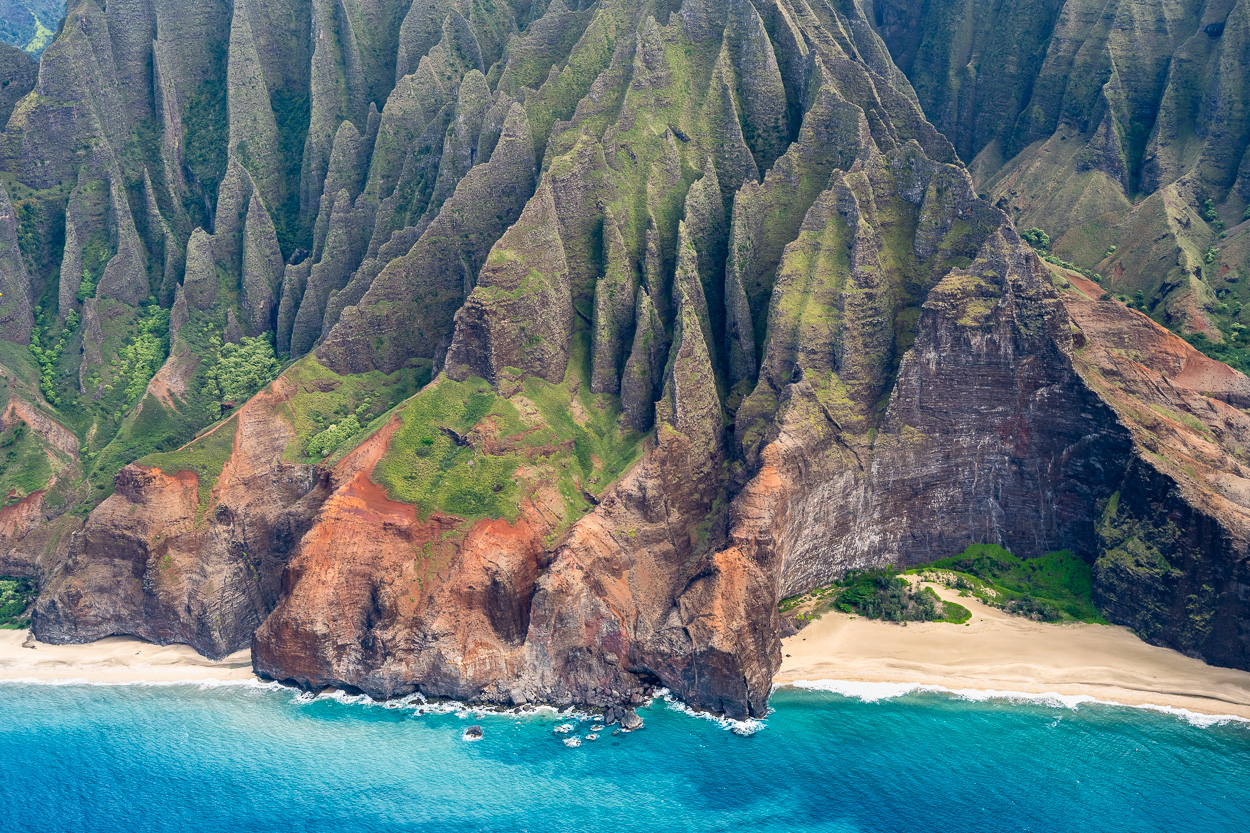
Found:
[462,725,484,741]
[621,711,644,731]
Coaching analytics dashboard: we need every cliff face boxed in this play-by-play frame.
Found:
[34,376,323,656]
[871,0,1250,342]
[1,0,1248,718]
[1054,269,1250,667]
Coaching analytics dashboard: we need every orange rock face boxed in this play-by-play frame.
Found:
[252,398,778,718]
[34,379,322,657]
[27,248,1250,718]
[254,419,546,699]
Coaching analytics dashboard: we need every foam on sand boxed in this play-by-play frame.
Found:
[782,679,1250,727]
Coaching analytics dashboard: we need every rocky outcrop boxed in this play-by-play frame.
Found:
[35,379,322,657]
[1054,271,1250,668]
[0,184,33,342]
[0,44,36,124]
[444,181,573,384]
[3,0,1250,724]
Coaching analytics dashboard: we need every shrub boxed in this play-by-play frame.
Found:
[835,571,948,623]
[307,415,361,458]
[0,576,36,628]
[1020,227,1050,253]
[207,334,281,405]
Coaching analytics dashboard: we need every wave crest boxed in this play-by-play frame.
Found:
[782,679,1250,727]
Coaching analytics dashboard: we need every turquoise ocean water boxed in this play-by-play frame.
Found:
[2,680,1248,832]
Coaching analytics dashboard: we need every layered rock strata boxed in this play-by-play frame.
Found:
[0,0,1246,720]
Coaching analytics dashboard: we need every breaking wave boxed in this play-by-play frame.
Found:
[782,679,1250,728]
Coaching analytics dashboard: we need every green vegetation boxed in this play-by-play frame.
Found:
[374,336,645,526]
[910,544,1107,623]
[28,307,78,407]
[779,544,1106,626]
[780,569,971,624]
[1020,227,1050,253]
[208,335,281,404]
[77,323,275,506]
[1182,332,1250,376]
[832,571,971,623]
[182,66,228,220]
[0,576,35,628]
[374,377,527,521]
[278,356,427,464]
[307,415,361,458]
[76,230,112,303]
[23,15,53,54]
[269,86,312,256]
[139,416,239,515]
[0,420,53,500]
[115,304,170,406]
[85,394,200,504]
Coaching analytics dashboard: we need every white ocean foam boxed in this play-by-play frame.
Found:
[656,688,766,735]
[286,687,596,724]
[782,679,1250,728]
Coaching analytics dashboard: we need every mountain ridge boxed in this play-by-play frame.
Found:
[0,0,1245,718]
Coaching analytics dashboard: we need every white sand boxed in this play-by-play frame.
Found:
[5,584,1250,720]
[777,581,1250,720]
[0,629,254,684]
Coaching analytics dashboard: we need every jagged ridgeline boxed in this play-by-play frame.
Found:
[870,0,1250,355]
[2,0,1249,720]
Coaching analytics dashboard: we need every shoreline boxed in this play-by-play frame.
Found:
[776,580,1250,722]
[5,583,1250,726]
[0,629,254,685]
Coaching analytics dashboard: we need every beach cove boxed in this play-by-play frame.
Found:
[777,580,1250,721]
[6,579,1250,722]
[0,630,253,685]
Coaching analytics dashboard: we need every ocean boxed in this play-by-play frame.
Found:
[1,681,1247,832]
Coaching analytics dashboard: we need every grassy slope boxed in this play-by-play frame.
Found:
[138,415,239,517]
[374,333,645,529]
[278,355,428,466]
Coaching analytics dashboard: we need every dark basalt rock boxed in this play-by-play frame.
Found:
[4,0,1249,724]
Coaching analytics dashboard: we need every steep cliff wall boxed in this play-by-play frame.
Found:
[0,0,1247,719]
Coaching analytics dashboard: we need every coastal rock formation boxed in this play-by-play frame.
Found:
[0,0,1247,719]
[1056,270,1250,668]
[34,378,323,657]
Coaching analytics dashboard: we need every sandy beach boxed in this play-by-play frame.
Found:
[777,580,1250,720]
[5,582,1250,721]
[0,629,254,685]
